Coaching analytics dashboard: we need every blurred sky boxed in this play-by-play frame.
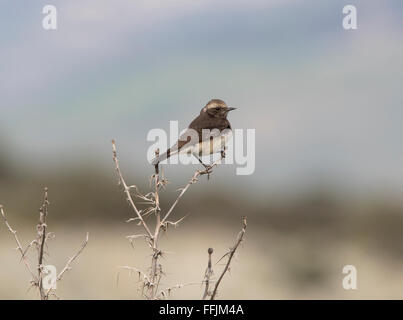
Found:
[1,0,403,199]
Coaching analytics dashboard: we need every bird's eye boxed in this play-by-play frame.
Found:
[215,107,220,111]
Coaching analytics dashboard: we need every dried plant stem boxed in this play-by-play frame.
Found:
[112,140,225,299]
[150,149,162,298]
[210,216,247,300]
[37,188,49,299]
[1,188,88,300]
[0,205,38,284]
[112,140,153,239]
[161,155,223,225]
[156,280,215,300]
[44,232,89,297]
[56,232,89,282]
[112,140,161,298]
[202,248,214,300]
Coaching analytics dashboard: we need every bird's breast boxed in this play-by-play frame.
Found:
[190,130,232,157]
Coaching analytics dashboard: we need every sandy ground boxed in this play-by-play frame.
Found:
[1,220,403,300]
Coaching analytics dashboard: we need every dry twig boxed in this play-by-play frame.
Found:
[37,188,49,299]
[0,205,38,285]
[1,188,89,299]
[112,139,247,300]
[202,248,214,300]
[56,232,89,282]
[112,140,224,299]
[210,216,247,300]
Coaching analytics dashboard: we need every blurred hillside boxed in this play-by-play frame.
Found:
[1,147,403,260]
[1,147,403,299]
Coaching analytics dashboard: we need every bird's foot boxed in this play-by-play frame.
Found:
[200,164,213,180]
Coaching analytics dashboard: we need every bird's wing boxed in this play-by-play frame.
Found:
[175,123,230,152]
[151,128,199,165]
[151,117,231,165]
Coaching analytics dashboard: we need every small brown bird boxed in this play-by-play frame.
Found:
[151,99,236,166]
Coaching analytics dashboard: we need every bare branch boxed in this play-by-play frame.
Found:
[112,139,230,300]
[111,140,153,238]
[161,153,224,226]
[0,205,38,283]
[56,232,89,282]
[202,248,214,300]
[37,187,49,300]
[161,170,200,225]
[149,149,162,298]
[21,239,38,262]
[162,214,188,230]
[119,266,152,284]
[156,281,213,300]
[210,216,247,300]
[3,188,89,300]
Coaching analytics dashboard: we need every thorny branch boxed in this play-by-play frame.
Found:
[112,140,246,300]
[156,280,215,300]
[112,140,153,240]
[112,140,225,299]
[210,216,247,300]
[161,155,223,226]
[1,188,89,300]
[150,148,162,298]
[56,232,89,282]
[37,188,49,299]
[202,248,214,300]
[0,205,37,284]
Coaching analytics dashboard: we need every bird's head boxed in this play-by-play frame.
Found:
[202,99,236,118]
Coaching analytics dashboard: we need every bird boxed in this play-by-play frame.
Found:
[151,99,236,169]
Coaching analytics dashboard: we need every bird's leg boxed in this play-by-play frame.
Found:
[220,147,226,160]
[196,156,213,171]
[194,155,213,179]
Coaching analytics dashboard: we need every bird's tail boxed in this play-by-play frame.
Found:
[151,149,171,166]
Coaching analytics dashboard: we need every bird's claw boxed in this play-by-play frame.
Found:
[201,164,213,180]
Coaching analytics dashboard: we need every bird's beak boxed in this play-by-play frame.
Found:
[227,107,237,112]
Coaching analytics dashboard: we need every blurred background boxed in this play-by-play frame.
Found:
[1,0,403,299]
